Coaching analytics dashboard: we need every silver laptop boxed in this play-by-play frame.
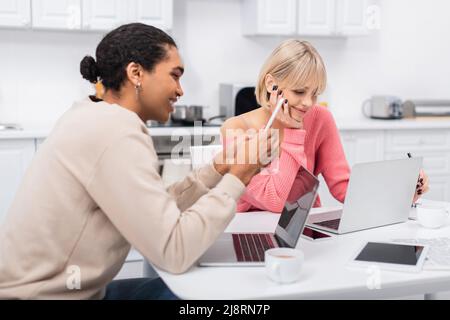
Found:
[307,158,422,234]
[198,167,319,267]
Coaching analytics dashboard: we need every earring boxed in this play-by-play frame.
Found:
[135,82,141,98]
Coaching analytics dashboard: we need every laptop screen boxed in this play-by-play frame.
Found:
[275,166,319,248]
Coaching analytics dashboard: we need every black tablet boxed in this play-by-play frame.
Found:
[349,241,429,272]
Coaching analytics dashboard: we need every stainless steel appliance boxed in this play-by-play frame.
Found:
[362,96,403,119]
[219,83,259,119]
[170,105,205,125]
[403,100,450,117]
[149,104,223,127]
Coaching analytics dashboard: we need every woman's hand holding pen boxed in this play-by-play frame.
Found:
[413,169,429,203]
[407,153,430,203]
[268,85,303,129]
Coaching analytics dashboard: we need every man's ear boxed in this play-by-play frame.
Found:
[125,62,143,86]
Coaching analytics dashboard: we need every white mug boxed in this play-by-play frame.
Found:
[265,248,304,284]
[416,204,450,229]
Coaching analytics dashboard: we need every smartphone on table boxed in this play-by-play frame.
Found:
[301,226,333,241]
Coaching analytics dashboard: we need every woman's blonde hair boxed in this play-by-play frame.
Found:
[255,39,327,108]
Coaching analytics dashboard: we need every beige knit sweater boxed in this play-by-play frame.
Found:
[0,97,244,299]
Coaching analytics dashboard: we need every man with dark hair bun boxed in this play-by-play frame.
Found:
[0,23,278,300]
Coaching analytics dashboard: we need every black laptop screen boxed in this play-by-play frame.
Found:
[275,166,319,248]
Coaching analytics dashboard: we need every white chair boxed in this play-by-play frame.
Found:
[189,145,223,169]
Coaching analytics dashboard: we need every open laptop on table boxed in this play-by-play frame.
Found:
[198,166,319,267]
[307,158,422,235]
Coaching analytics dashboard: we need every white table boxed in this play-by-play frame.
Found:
[155,204,450,300]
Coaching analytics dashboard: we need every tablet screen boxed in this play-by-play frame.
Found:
[355,242,425,266]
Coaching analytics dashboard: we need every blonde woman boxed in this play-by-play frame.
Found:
[221,39,429,213]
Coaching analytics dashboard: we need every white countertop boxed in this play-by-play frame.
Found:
[0,128,50,139]
[2,117,450,139]
[147,125,222,136]
[155,203,450,300]
[335,116,450,130]
[0,126,222,139]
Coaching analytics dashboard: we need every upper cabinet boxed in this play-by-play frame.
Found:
[132,0,173,31]
[0,139,35,225]
[339,130,384,168]
[82,0,173,32]
[335,0,369,36]
[82,0,127,31]
[32,0,81,30]
[0,0,173,31]
[242,0,296,36]
[242,0,373,36]
[0,0,31,28]
[298,0,336,36]
[298,0,369,36]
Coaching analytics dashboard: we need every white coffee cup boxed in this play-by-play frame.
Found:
[264,248,304,284]
[416,204,450,229]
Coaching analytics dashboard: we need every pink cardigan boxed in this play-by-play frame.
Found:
[234,106,351,213]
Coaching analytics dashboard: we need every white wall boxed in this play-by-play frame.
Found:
[1,0,449,127]
[0,30,101,127]
[326,0,450,118]
[173,0,450,119]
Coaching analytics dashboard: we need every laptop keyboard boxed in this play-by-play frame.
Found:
[232,233,277,262]
[314,218,341,230]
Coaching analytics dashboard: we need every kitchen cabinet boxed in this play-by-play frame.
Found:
[242,0,371,36]
[35,138,45,150]
[318,130,384,206]
[384,130,450,153]
[340,130,384,167]
[297,0,336,36]
[81,0,127,31]
[242,0,296,36]
[383,130,450,202]
[0,139,35,224]
[29,0,172,32]
[298,0,370,36]
[32,0,81,30]
[0,0,31,28]
[131,0,173,31]
[335,0,370,35]
[82,0,173,32]
[319,129,450,206]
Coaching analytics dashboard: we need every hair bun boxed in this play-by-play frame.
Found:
[80,55,98,83]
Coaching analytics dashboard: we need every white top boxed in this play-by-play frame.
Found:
[155,204,450,299]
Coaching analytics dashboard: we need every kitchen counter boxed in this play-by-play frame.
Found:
[0,125,222,140]
[0,128,49,139]
[2,117,450,139]
[147,125,222,136]
[335,116,450,130]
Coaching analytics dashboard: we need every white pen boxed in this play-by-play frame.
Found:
[264,97,285,133]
